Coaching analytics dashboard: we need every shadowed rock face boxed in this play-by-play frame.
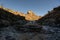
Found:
[37,6,60,27]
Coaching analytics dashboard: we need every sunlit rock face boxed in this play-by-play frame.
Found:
[25,10,41,21]
[0,6,41,21]
[9,10,41,21]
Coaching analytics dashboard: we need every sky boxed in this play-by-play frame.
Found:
[0,0,60,16]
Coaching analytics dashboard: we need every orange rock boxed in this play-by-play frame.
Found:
[0,6,41,21]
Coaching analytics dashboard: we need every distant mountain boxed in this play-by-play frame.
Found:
[0,6,41,21]
[37,6,60,27]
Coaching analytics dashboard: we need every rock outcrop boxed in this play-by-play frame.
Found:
[25,10,41,21]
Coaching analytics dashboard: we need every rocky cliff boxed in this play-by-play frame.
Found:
[37,6,60,27]
[0,7,27,28]
[0,6,41,21]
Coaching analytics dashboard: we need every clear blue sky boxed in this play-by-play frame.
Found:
[0,0,60,16]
